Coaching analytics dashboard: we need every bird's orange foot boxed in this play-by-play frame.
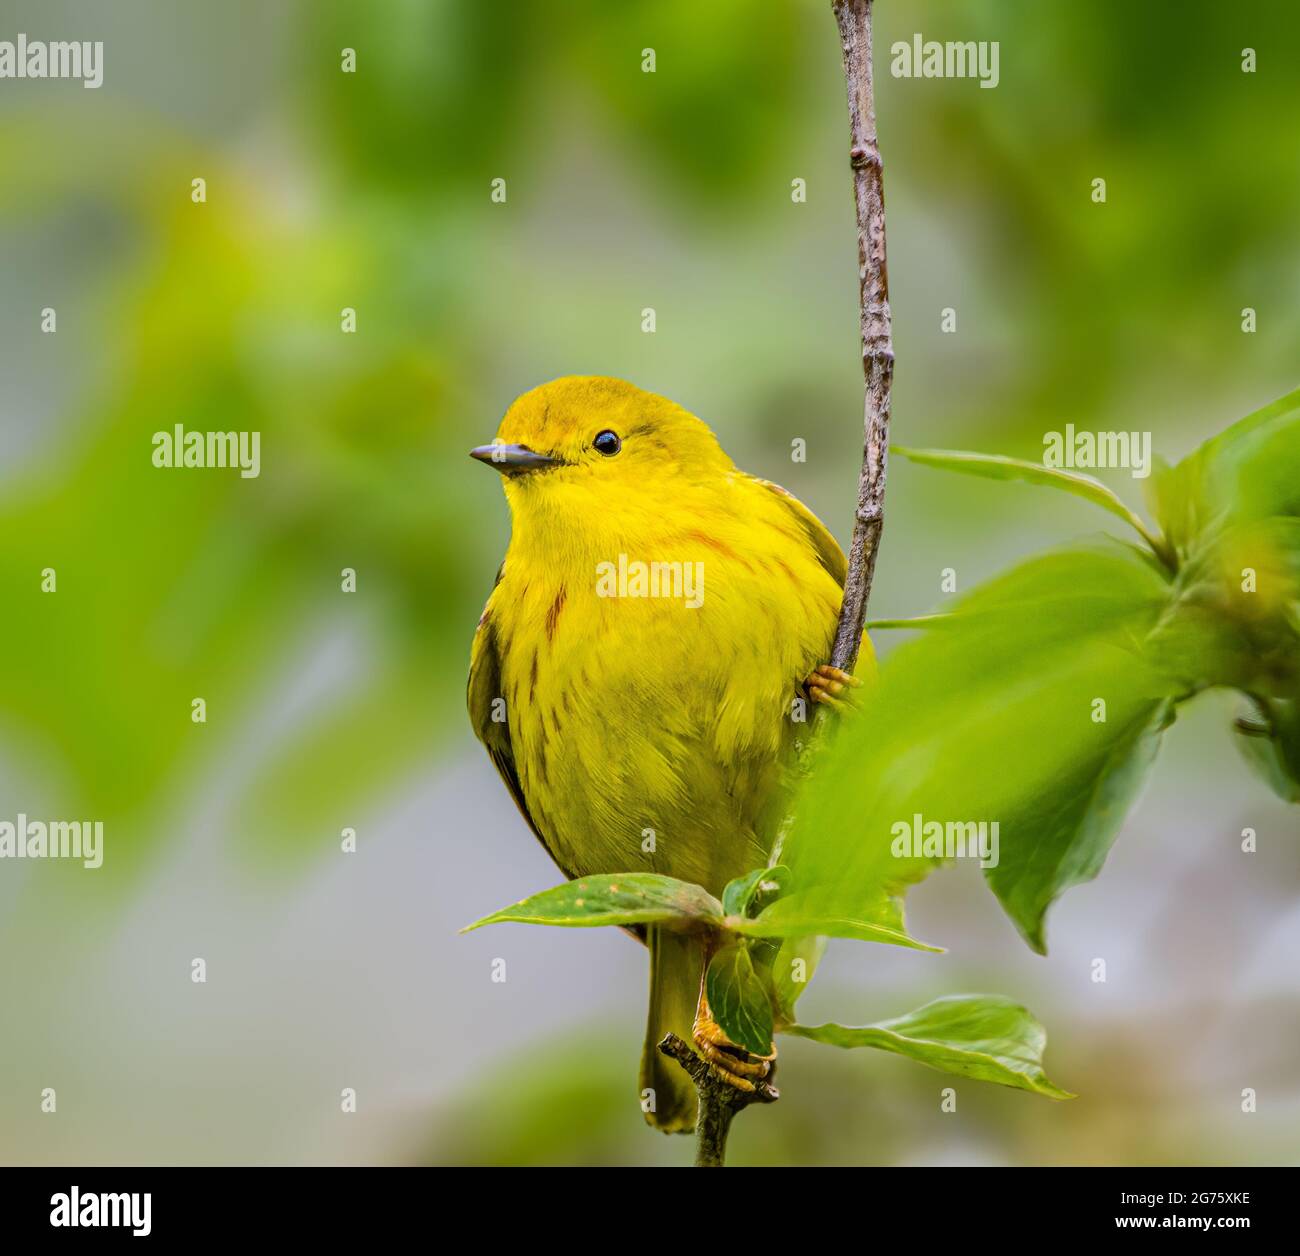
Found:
[806,663,862,712]
[692,1013,776,1093]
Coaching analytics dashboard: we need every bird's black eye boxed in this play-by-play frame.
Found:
[592,429,622,456]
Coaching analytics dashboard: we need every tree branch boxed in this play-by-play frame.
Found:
[769,0,894,872]
[657,1033,778,1168]
[829,0,894,674]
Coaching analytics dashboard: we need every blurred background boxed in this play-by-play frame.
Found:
[1,0,1297,1165]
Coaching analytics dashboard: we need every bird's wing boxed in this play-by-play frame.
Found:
[468,570,647,940]
[752,476,879,683]
[751,477,848,588]
[467,567,579,880]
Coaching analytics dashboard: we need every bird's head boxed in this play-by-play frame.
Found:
[470,377,734,519]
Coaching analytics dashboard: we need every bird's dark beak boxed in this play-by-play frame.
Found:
[469,443,560,475]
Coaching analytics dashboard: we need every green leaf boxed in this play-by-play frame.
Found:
[780,545,1177,956]
[749,865,792,915]
[985,699,1173,954]
[1234,691,1300,804]
[1204,384,1300,450]
[786,994,1073,1100]
[705,944,774,1057]
[894,445,1173,567]
[1149,387,1300,555]
[1144,455,1208,559]
[721,864,789,918]
[865,614,956,630]
[462,873,723,933]
[731,890,943,953]
[1143,518,1300,696]
[721,869,767,917]
[769,934,827,1020]
[1190,386,1300,527]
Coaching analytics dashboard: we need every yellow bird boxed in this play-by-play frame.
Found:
[468,376,863,1132]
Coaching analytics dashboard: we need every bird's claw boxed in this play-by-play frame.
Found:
[806,663,862,711]
[691,1014,776,1093]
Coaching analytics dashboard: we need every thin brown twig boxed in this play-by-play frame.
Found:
[830,0,895,675]
[657,1033,779,1168]
[768,0,894,869]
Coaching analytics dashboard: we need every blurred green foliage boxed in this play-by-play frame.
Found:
[784,389,1299,957]
[0,120,474,874]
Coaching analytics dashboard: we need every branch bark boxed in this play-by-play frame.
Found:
[768,0,894,871]
[657,1033,778,1168]
[829,0,894,675]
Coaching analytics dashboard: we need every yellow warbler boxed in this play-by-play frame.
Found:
[468,376,865,1132]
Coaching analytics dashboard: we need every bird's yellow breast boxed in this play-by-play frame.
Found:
[484,471,842,892]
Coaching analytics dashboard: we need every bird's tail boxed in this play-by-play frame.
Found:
[640,926,701,1133]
